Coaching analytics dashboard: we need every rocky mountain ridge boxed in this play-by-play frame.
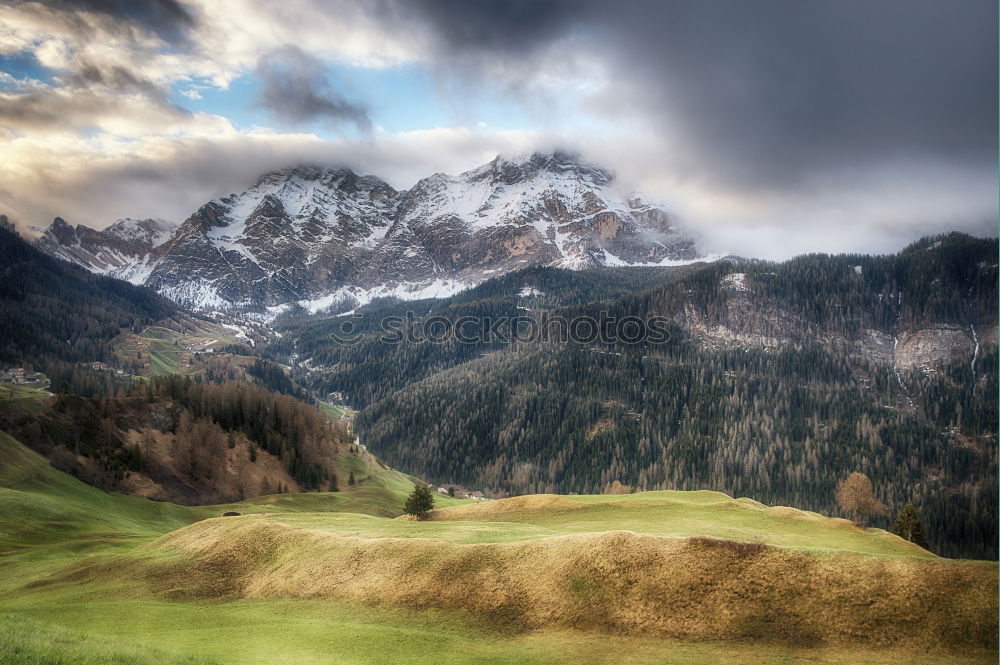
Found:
[35,217,178,283]
[31,152,701,312]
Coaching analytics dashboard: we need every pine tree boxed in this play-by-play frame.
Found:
[403,484,435,519]
[891,504,930,549]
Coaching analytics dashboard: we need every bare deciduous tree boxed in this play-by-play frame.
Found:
[836,472,885,526]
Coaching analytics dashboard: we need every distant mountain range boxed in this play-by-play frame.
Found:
[32,152,700,312]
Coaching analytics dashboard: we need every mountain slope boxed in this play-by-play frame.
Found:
[34,217,178,283]
[33,153,700,311]
[0,224,177,367]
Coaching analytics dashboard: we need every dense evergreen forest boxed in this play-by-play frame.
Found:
[356,336,995,558]
[274,233,998,558]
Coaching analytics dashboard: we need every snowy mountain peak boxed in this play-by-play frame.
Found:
[104,218,178,247]
[476,151,611,187]
[34,216,178,284]
[35,154,705,312]
[251,165,394,196]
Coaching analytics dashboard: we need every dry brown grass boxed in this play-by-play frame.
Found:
[417,494,587,521]
[55,516,998,652]
[765,506,823,521]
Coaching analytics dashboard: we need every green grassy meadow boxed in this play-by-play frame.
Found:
[0,380,51,404]
[317,400,357,420]
[113,319,250,376]
[0,431,995,665]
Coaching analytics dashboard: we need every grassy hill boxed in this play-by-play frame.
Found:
[0,431,205,555]
[0,431,996,664]
[415,491,932,556]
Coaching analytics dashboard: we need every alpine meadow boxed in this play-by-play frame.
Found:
[0,2,996,664]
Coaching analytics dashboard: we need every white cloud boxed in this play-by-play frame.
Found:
[0,1,993,260]
[0,124,545,231]
[5,120,991,263]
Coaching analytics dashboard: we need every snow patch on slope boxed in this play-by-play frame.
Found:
[278,278,472,318]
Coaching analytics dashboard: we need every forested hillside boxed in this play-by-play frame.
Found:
[0,226,176,367]
[0,376,359,504]
[274,233,998,558]
[0,226,384,504]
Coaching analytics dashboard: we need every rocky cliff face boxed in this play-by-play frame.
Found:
[894,325,986,371]
[143,167,404,309]
[33,153,700,311]
[395,153,696,279]
[674,263,997,374]
[34,217,177,283]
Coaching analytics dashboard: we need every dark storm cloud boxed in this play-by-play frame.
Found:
[40,0,195,43]
[390,0,997,189]
[254,46,372,132]
[67,60,176,100]
[399,0,584,53]
[0,1,196,131]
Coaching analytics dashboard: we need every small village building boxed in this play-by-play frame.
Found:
[4,367,26,384]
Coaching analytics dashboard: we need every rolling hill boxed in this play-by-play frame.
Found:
[0,431,995,665]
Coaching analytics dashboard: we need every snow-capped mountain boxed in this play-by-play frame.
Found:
[398,153,696,273]
[33,152,702,312]
[34,217,179,283]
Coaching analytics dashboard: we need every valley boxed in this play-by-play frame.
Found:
[0,189,996,664]
[2,4,995,663]
[276,233,999,559]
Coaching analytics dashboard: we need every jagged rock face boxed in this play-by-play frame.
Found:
[398,153,696,277]
[34,153,700,311]
[894,325,977,371]
[143,167,402,308]
[34,217,177,283]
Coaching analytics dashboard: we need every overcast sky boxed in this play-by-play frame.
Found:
[0,0,995,259]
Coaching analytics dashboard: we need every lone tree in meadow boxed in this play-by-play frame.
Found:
[835,472,885,526]
[891,504,929,549]
[403,484,435,519]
